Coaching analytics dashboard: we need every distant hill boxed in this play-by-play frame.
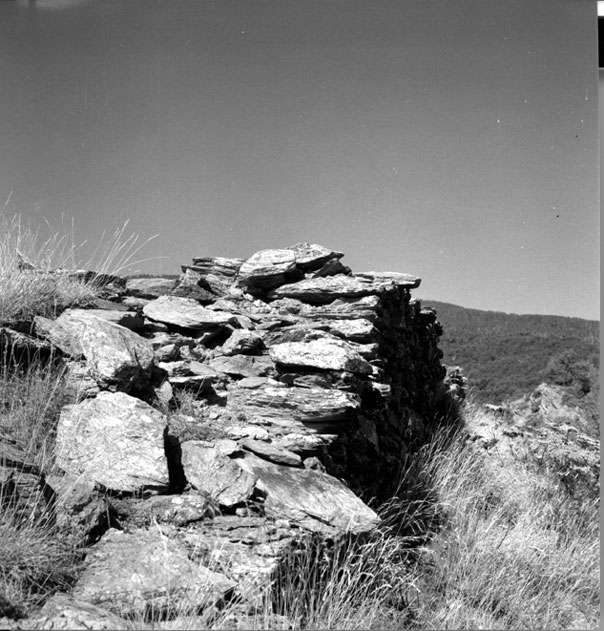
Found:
[423,300,600,404]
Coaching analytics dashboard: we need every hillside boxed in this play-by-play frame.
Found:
[423,300,600,404]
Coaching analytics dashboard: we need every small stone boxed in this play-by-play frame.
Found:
[220,329,264,356]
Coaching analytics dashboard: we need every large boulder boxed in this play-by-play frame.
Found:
[71,528,236,619]
[237,453,380,535]
[55,392,170,493]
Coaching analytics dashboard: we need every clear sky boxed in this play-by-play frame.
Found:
[0,0,599,320]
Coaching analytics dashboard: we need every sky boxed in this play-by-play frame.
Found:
[0,0,599,320]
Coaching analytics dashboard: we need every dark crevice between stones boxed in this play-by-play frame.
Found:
[164,427,187,493]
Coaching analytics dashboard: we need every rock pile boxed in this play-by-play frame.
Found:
[1,243,447,626]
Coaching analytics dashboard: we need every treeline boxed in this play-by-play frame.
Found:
[425,300,599,404]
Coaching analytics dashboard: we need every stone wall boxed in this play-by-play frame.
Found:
[1,242,450,624]
[144,243,446,497]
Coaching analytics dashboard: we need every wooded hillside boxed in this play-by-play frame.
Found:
[424,300,600,404]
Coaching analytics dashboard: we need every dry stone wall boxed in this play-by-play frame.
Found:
[1,242,449,625]
[160,242,445,497]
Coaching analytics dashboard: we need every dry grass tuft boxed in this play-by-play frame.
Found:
[0,211,156,322]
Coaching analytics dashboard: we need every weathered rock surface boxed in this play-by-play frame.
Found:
[143,295,236,329]
[109,492,219,528]
[227,383,360,429]
[176,515,295,606]
[34,316,84,358]
[46,473,108,543]
[65,308,144,332]
[208,354,274,378]
[220,329,264,355]
[238,453,380,534]
[285,242,344,271]
[44,310,155,391]
[268,335,372,374]
[239,438,302,467]
[55,392,170,493]
[181,440,257,507]
[269,272,420,304]
[188,256,244,278]
[237,249,300,292]
[61,361,101,403]
[125,276,176,297]
[72,528,236,619]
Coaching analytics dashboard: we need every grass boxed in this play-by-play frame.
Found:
[0,357,82,619]
[406,405,600,630]
[0,210,156,322]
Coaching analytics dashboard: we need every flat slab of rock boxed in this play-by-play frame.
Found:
[269,273,420,304]
[240,438,302,467]
[72,528,236,618]
[227,384,360,429]
[314,318,376,341]
[268,336,372,374]
[55,392,170,493]
[49,310,154,390]
[209,354,274,378]
[125,277,176,297]
[237,453,380,535]
[188,257,244,278]
[311,257,351,278]
[34,316,84,357]
[109,492,217,528]
[143,296,236,329]
[237,249,300,291]
[285,242,344,271]
[181,440,257,507]
[176,515,294,606]
[73,308,144,332]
